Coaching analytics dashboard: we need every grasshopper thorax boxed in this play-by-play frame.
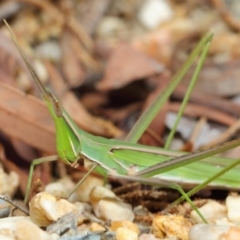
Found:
[45,97,82,165]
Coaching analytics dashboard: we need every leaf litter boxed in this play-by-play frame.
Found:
[0,0,240,239]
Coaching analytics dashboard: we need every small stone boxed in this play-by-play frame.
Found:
[116,227,138,240]
[111,221,139,235]
[152,215,193,240]
[0,228,15,240]
[0,168,19,197]
[90,186,134,221]
[35,40,61,62]
[97,199,134,221]
[32,60,48,84]
[45,177,78,202]
[139,233,157,240]
[89,185,119,204]
[16,219,55,240]
[29,192,78,226]
[190,200,227,223]
[215,217,235,226]
[96,16,126,38]
[138,0,173,29]
[188,224,240,240]
[221,227,240,239]
[226,195,240,224]
[90,222,105,232]
[0,217,56,240]
[0,233,14,240]
[0,216,27,230]
[0,202,10,218]
[75,175,103,202]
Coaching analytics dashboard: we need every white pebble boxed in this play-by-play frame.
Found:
[116,227,138,240]
[90,186,134,221]
[138,0,173,29]
[0,217,56,240]
[32,60,48,84]
[35,40,61,62]
[75,175,104,202]
[215,217,235,227]
[189,224,240,240]
[89,185,117,206]
[0,168,19,197]
[96,16,126,38]
[45,177,78,202]
[190,200,227,223]
[97,199,134,221]
[29,192,79,226]
[226,196,240,224]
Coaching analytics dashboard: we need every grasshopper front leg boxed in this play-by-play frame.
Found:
[24,155,58,204]
[66,163,98,199]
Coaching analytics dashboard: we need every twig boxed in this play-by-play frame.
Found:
[201,117,240,149]
[212,0,240,32]
[190,117,207,144]
[0,195,29,215]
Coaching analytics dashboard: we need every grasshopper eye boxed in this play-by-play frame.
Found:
[53,101,63,117]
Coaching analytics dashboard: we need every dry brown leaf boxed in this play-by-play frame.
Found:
[0,32,34,91]
[172,35,240,96]
[181,60,240,97]
[75,0,111,35]
[45,61,123,137]
[80,92,108,111]
[10,139,38,162]
[101,102,141,126]
[0,82,55,153]
[60,28,86,88]
[97,44,164,91]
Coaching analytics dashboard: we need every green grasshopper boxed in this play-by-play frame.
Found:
[5,20,240,223]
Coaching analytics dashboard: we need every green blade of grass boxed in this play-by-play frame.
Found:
[164,35,212,149]
[125,32,213,143]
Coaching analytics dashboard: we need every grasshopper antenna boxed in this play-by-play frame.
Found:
[4,19,51,99]
[4,19,63,117]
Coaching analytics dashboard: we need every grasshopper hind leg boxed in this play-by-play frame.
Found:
[164,157,240,219]
[108,173,208,223]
